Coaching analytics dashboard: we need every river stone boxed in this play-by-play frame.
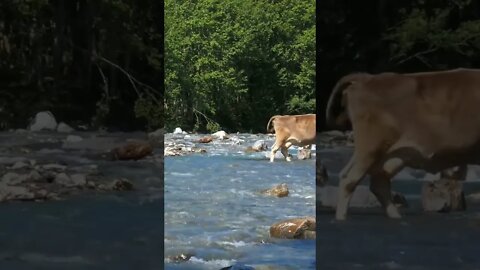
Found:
[11,161,29,169]
[54,173,73,186]
[111,141,153,160]
[318,185,408,208]
[173,127,183,134]
[260,183,289,197]
[167,253,194,263]
[212,130,228,140]
[422,179,466,212]
[297,148,312,160]
[0,184,35,201]
[107,178,133,191]
[252,140,268,151]
[316,160,328,187]
[42,164,67,171]
[270,216,316,239]
[1,172,28,185]
[29,111,58,131]
[198,136,213,143]
[71,174,87,186]
[56,122,74,133]
[66,135,83,143]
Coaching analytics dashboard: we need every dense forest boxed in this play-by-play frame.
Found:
[0,0,163,131]
[318,0,480,131]
[165,0,316,133]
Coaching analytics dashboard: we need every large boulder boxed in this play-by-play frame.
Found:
[270,216,316,239]
[173,127,183,134]
[29,111,58,131]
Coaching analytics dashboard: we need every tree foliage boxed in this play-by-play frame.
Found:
[165,0,315,133]
[318,0,480,131]
[0,0,162,130]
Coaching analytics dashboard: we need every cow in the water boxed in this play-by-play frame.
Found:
[266,114,316,162]
[326,68,480,220]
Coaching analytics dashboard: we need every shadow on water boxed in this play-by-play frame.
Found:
[318,147,480,270]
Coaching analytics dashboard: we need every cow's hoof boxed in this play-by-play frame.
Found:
[335,212,347,221]
[286,157,292,162]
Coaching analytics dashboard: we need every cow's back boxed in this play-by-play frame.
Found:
[347,69,480,153]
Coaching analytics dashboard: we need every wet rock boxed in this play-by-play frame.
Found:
[29,111,58,131]
[148,128,163,147]
[111,141,153,160]
[66,135,83,143]
[316,160,328,187]
[10,161,29,170]
[212,130,228,140]
[1,172,28,185]
[260,183,289,197]
[56,122,74,133]
[54,173,73,187]
[318,185,408,208]
[173,127,183,134]
[270,216,316,239]
[252,140,268,151]
[167,253,194,263]
[198,136,213,143]
[297,148,312,160]
[422,179,466,212]
[106,178,133,191]
[0,184,35,201]
[42,164,67,171]
[70,174,87,186]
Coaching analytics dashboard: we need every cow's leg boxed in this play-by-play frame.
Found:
[281,142,293,162]
[336,155,374,220]
[270,139,285,162]
[369,158,405,218]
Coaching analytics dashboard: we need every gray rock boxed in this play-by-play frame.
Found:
[11,161,29,170]
[0,184,35,201]
[1,172,27,185]
[252,140,268,151]
[422,179,466,212]
[57,122,74,133]
[54,173,73,186]
[212,130,228,140]
[173,127,183,134]
[29,111,58,131]
[65,135,83,143]
[70,174,87,186]
[297,148,312,160]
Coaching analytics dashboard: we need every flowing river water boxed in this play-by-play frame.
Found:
[164,133,316,270]
[318,145,480,270]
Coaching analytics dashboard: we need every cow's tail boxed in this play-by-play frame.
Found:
[266,115,278,133]
[325,73,369,129]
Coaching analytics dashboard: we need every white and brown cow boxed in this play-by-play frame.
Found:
[266,114,316,162]
[326,68,480,220]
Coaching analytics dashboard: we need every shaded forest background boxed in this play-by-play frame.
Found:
[0,0,163,131]
[165,0,316,133]
[318,0,480,131]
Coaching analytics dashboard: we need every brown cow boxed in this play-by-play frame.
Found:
[266,114,316,162]
[326,68,480,220]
